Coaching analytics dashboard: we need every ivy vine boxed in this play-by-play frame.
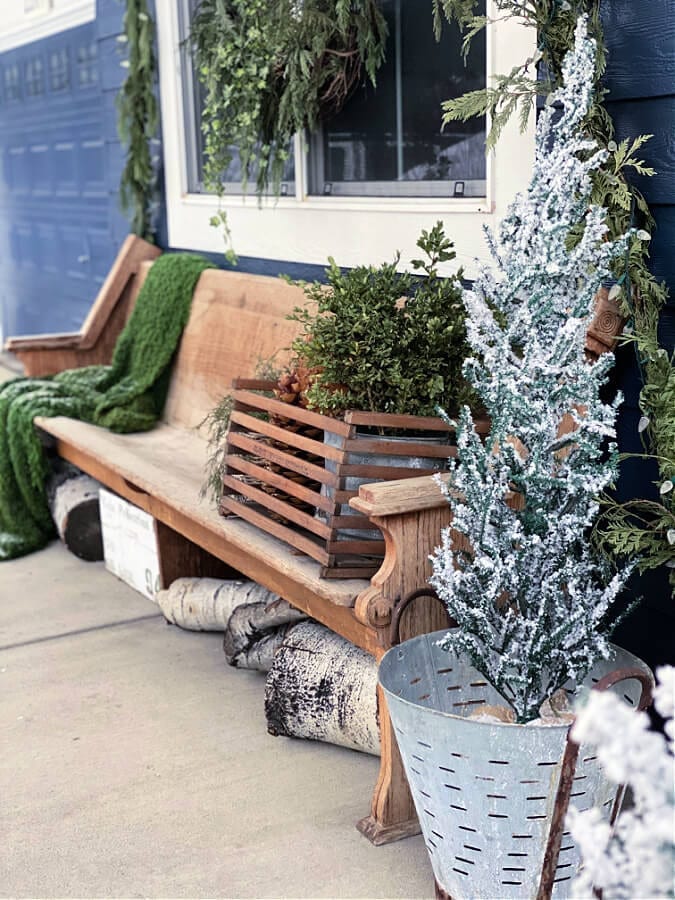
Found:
[117,0,159,242]
[434,0,674,584]
[190,0,387,202]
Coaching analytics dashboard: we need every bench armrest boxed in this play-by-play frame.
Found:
[351,475,453,646]
[5,332,84,353]
[351,473,451,518]
[4,236,160,376]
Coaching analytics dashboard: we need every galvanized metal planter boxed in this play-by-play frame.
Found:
[379,630,653,900]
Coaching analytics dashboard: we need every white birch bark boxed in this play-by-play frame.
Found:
[265,621,380,756]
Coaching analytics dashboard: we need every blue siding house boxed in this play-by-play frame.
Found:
[602,1,675,668]
[0,2,672,647]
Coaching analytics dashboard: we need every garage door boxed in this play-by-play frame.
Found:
[0,20,115,339]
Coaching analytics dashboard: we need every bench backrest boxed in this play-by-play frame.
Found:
[161,268,308,430]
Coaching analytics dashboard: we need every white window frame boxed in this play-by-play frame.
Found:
[157,1,536,278]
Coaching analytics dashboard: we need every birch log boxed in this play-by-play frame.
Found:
[47,462,104,562]
[265,621,380,756]
[155,577,281,630]
[223,600,307,670]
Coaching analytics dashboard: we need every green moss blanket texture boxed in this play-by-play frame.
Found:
[0,252,214,561]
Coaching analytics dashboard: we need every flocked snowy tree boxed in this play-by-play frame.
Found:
[430,18,637,723]
[568,666,675,899]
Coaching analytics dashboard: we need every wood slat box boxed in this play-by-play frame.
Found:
[220,380,489,578]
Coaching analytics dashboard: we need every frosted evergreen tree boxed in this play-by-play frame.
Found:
[430,18,635,724]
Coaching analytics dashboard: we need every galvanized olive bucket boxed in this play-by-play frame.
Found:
[379,631,652,900]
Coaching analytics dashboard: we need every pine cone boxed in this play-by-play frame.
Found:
[273,364,318,409]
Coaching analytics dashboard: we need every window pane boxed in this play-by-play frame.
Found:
[308,0,486,197]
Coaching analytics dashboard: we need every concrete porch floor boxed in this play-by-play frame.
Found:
[0,541,433,899]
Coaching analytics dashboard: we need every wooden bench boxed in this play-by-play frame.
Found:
[5,237,453,845]
[5,238,625,845]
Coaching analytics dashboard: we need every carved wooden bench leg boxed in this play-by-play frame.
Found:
[351,479,454,844]
[356,685,421,844]
[357,590,451,845]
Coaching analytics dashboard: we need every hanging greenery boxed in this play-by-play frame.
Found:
[117,0,159,241]
[190,0,387,202]
[433,0,674,586]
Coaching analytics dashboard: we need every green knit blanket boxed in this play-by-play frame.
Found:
[0,252,214,561]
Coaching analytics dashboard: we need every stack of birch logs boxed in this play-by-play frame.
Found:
[45,462,380,755]
[155,577,380,755]
[47,461,105,561]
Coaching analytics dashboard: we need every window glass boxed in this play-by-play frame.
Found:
[309,0,486,197]
[181,0,485,198]
[49,49,70,93]
[25,57,45,97]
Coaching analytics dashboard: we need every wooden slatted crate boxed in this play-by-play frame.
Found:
[220,380,489,578]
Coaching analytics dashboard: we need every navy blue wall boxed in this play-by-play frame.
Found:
[0,1,134,338]
[602,1,675,667]
[96,0,138,251]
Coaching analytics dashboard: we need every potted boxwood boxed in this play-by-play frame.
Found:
[288,221,475,420]
[284,222,480,539]
[378,20,653,899]
[214,225,480,575]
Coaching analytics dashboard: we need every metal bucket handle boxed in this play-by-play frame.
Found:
[537,665,654,900]
[389,587,457,646]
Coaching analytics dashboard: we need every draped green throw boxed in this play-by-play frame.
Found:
[0,252,214,561]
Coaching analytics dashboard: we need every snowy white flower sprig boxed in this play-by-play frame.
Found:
[568,666,675,899]
[430,17,635,723]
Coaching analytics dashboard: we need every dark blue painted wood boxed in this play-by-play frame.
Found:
[603,1,675,655]
[648,205,675,295]
[168,248,328,283]
[0,0,159,336]
[602,1,675,102]
[99,32,126,92]
[606,97,675,205]
[0,21,115,336]
[98,0,162,247]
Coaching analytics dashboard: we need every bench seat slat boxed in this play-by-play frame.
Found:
[34,416,367,617]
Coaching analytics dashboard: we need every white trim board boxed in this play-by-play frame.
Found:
[156,1,536,279]
[0,1,95,53]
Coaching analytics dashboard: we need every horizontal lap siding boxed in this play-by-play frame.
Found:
[602,1,674,647]
[602,0,675,304]
[0,1,131,337]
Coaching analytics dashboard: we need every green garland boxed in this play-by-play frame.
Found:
[0,254,214,561]
[434,0,674,587]
[117,0,159,241]
[190,0,387,202]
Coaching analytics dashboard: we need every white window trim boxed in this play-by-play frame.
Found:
[0,1,95,53]
[156,1,536,278]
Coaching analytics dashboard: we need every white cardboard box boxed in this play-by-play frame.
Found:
[99,488,161,600]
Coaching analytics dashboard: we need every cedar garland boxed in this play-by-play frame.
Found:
[117,0,159,241]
